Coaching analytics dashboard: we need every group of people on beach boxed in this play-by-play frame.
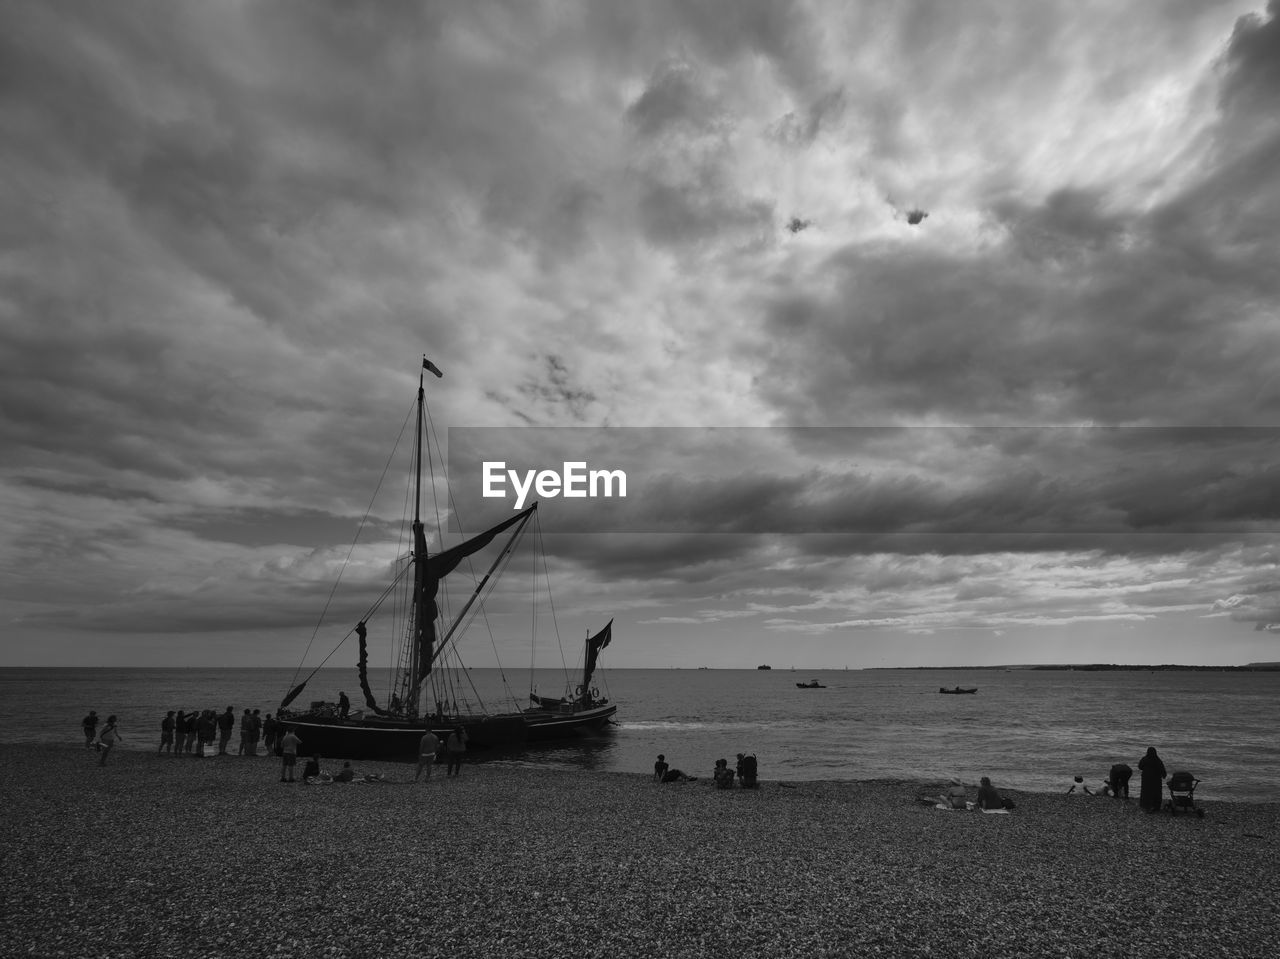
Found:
[1065,747,1176,812]
[935,776,1014,810]
[153,707,286,758]
[82,703,476,786]
[653,752,759,788]
[84,706,288,766]
[933,745,1180,813]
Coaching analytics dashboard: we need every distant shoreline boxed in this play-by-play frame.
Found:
[5,662,1280,670]
[868,663,1280,672]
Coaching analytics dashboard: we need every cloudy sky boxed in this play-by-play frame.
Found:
[3,0,1280,670]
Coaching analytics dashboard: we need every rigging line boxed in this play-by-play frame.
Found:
[418,511,535,715]
[469,519,527,710]
[432,520,531,681]
[534,515,571,685]
[389,402,418,701]
[421,387,448,575]
[422,396,524,712]
[418,389,474,684]
[286,567,411,689]
[529,521,537,691]
[285,399,415,698]
[422,394,492,608]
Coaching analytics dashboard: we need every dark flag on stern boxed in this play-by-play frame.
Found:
[423,357,444,378]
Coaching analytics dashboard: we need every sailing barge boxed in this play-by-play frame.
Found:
[277,358,616,759]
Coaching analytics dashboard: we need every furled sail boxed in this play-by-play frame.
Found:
[355,621,391,716]
[278,681,307,713]
[415,504,537,684]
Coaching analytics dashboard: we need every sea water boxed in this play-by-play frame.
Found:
[2,667,1276,803]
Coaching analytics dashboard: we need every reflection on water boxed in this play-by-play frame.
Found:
[484,735,620,772]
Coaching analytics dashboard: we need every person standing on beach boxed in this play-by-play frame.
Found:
[237,709,252,755]
[262,714,278,754]
[279,727,301,782]
[184,710,199,754]
[173,711,186,755]
[415,730,440,782]
[1108,763,1133,800]
[196,710,213,756]
[247,709,262,756]
[82,711,99,749]
[159,711,175,754]
[1138,747,1167,812]
[445,726,467,777]
[338,691,350,719]
[216,707,235,755]
[97,715,122,765]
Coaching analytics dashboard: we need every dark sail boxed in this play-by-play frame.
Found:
[355,622,390,716]
[581,618,613,699]
[415,505,537,683]
[411,517,430,685]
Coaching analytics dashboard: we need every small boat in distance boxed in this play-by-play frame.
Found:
[796,679,826,689]
[757,664,772,670]
[939,686,978,694]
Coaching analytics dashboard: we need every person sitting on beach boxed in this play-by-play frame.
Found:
[654,754,669,782]
[939,779,968,809]
[737,753,759,789]
[976,776,1006,810]
[333,762,355,783]
[302,755,322,780]
[713,758,735,789]
[1066,775,1094,795]
[661,768,695,783]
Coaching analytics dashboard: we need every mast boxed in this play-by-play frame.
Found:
[404,503,538,712]
[407,362,428,715]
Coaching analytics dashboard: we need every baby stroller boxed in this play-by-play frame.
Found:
[1164,771,1204,817]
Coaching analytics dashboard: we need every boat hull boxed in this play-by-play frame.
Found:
[525,703,616,741]
[281,704,616,760]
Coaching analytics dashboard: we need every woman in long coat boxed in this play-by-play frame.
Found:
[1138,746,1167,812]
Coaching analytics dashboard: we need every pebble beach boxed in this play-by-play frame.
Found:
[3,743,1278,959]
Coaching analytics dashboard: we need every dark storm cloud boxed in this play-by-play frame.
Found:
[1221,0,1280,112]
[451,427,1280,546]
[4,1,1278,660]
[754,169,1280,426]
